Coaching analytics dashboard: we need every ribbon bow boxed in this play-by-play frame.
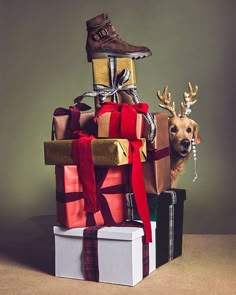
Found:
[74,57,157,142]
[74,68,135,105]
[95,102,149,140]
[95,101,149,116]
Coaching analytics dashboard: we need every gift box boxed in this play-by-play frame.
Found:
[96,103,147,139]
[92,57,136,89]
[92,57,137,110]
[126,189,186,268]
[52,111,96,140]
[142,112,171,194]
[56,165,128,228]
[54,221,156,286]
[44,138,147,166]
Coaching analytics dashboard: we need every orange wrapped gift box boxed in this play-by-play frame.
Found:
[55,165,128,228]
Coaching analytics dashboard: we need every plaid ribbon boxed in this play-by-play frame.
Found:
[83,225,103,282]
[142,237,149,278]
[74,57,156,142]
[83,221,149,282]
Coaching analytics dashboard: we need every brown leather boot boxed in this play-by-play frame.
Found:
[86,13,152,62]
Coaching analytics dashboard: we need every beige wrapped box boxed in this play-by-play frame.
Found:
[97,112,143,139]
[52,112,96,140]
[44,138,147,166]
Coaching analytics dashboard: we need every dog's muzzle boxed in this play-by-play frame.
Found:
[178,139,191,157]
[181,139,190,149]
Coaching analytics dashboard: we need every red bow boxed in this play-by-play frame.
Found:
[96,102,148,140]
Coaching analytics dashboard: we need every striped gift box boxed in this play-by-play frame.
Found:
[126,189,186,267]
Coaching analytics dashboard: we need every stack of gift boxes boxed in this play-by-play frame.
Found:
[44,17,186,287]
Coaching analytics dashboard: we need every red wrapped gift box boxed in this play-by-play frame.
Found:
[55,165,128,228]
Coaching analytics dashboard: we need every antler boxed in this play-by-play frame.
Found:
[180,82,198,117]
[157,86,177,117]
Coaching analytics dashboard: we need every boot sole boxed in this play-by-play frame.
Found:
[87,49,152,62]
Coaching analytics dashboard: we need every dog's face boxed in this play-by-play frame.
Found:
[168,116,201,159]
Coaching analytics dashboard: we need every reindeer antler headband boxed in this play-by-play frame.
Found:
[157,82,198,118]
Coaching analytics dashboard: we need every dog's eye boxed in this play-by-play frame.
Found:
[186,127,192,133]
[170,126,178,133]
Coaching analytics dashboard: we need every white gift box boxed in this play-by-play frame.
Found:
[54,222,156,286]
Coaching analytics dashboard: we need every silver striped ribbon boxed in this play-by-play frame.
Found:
[165,190,177,261]
[75,57,156,142]
[125,193,134,221]
[126,190,177,261]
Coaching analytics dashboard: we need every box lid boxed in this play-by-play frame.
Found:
[54,222,155,241]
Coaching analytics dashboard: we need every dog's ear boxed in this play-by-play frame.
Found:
[192,120,201,144]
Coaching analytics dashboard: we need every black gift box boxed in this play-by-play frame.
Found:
[126,189,186,268]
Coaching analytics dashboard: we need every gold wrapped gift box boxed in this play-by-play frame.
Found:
[92,58,137,110]
[92,58,136,87]
[44,138,147,166]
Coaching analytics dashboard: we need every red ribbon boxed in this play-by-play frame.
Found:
[72,104,152,242]
[96,102,149,116]
[128,140,152,243]
[96,102,152,243]
[52,106,81,140]
[147,147,170,161]
[96,102,148,140]
[52,102,92,140]
[72,132,98,213]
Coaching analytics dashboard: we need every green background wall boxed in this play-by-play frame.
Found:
[1,0,235,233]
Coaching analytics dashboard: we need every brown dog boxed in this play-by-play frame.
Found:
[157,83,201,188]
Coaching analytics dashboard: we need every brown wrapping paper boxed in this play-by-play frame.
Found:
[53,112,96,140]
[92,58,136,111]
[96,112,143,139]
[44,138,147,166]
[142,113,171,194]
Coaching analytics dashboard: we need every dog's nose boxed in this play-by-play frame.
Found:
[181,139,190,148]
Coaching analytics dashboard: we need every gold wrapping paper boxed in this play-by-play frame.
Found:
[92,58,136,87]
[97,112,143,139]
[92,58,137,111]
[44,138,147,166]
[142,113,171,194]
[53,112,96,140]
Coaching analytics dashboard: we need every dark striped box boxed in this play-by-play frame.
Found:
[126,189,186,267]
